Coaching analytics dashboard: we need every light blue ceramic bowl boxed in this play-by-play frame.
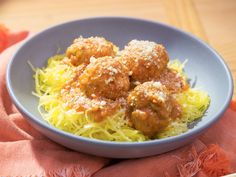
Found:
[7,17,233,158]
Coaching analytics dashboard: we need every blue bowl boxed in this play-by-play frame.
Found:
[7,17,233,158]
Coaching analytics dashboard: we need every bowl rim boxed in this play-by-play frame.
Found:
[6,16,234,147]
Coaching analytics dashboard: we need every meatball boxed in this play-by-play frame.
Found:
[131,108,170,137]
[61,81,120,122]
[127,81,181,137]
[120,40,169,83]
[66,36,117,66]
[159,68,189,93]
[79,56,130,100]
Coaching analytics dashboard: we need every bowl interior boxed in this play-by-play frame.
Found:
[8,17,233,141]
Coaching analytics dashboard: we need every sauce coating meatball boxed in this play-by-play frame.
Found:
[61,84,120,122]
[66,36,117,66]
[79,56,130,100]
[120,40,169,83]
[159,68,189,93]
[127,81,181,137]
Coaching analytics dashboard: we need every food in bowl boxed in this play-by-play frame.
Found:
[31,36,210,142]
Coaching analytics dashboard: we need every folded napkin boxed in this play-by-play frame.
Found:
[0,27,235,177]
[0,24,28,53]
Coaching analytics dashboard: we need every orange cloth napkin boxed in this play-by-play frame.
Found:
[0,24,28,53]
[0,26,236,177]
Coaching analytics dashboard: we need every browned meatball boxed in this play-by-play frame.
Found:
[61,81,120,122]
[66,36,117,66]
[120,40,169,83]
[79,56,130,100]
[127,81,181,137]
[131,108,170,137]
[159,68,189,93]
